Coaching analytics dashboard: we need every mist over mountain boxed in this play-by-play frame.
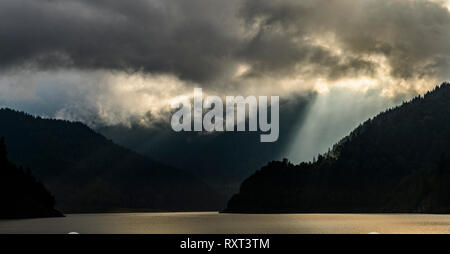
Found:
[0,108,222,213]
[97,95,312,197]
[97,88,399,200]
[225,83,450,213]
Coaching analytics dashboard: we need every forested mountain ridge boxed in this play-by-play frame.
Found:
[225,82,450,213]
[0,138,62,218]
[0,108,222,213]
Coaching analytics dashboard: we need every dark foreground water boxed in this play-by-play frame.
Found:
[1,212,450,234]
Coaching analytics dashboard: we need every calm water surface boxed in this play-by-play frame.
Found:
[1,212,450,234]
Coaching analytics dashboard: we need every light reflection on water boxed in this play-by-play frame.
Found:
[1,212,450,234]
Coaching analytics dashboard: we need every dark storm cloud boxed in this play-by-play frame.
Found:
[238,29,377,80]
[239,0,450,81]
[0,0,244,82]
[1,0,450,85]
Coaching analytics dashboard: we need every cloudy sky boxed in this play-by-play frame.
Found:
[1,0,450,163]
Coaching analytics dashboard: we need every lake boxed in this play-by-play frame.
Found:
[1,212,450,234]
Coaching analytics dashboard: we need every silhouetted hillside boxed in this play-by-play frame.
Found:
[225,82,450,213]
[0,138,62,218]
[0,109,222,213]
